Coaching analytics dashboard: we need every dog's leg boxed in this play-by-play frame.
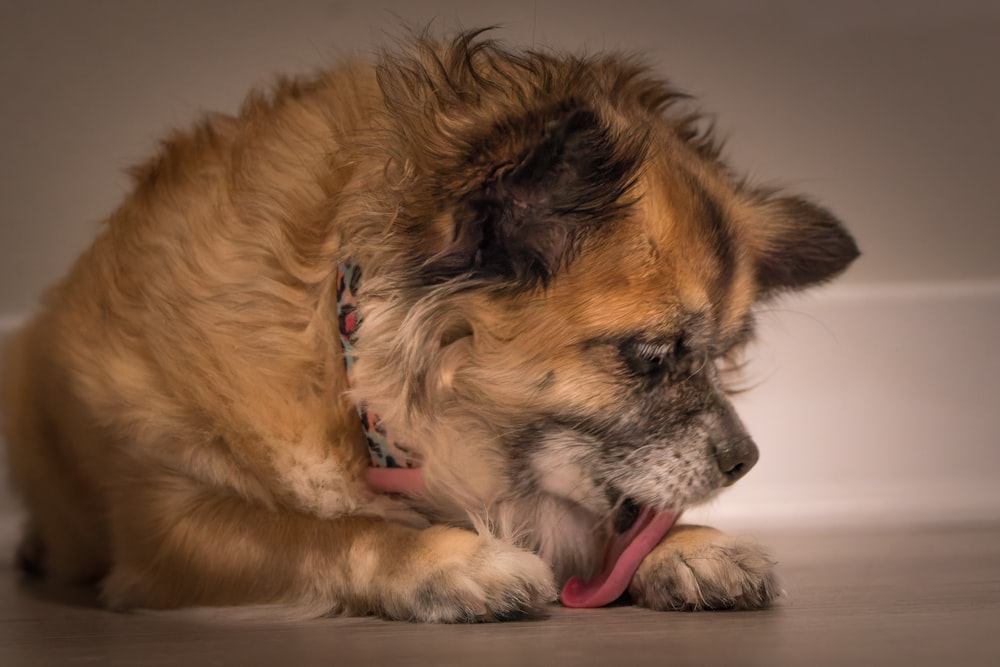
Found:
[627,525,779,611]
[100,475,556,621]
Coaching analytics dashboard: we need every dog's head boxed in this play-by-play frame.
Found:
[346,31,858,565]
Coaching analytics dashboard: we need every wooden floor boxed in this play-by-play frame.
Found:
[0,519,998,666]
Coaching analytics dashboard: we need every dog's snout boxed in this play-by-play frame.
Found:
[714,437,759,485]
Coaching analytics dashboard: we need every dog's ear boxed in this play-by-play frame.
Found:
[749,193,860,296]
[422,106,640,288]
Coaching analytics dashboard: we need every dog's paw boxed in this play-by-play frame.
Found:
[383,527,557,622]
[628,525,779,611]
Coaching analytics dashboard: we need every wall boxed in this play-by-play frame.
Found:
[2,0,998,527]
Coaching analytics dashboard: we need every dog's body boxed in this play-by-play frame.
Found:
[1,32,857,620]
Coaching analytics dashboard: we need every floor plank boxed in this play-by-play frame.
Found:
[0,521,997,666]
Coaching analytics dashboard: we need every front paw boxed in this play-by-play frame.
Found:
[384,527,557,622]
[628,525,779,611]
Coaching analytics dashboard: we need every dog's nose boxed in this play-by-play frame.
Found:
[714,437,759,485]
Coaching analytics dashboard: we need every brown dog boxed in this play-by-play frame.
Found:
[1,30,857,620]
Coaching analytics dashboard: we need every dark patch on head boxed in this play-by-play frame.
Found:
[419,104,643,289]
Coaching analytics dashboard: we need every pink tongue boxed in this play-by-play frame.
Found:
[561,507,680,608]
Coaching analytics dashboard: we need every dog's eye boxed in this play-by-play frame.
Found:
[622,340,673,378]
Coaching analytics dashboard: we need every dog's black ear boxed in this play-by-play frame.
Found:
[751,194,860,296]
[423,106,640,288]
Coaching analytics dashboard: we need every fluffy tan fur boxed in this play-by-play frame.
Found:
[2,30,856,620]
